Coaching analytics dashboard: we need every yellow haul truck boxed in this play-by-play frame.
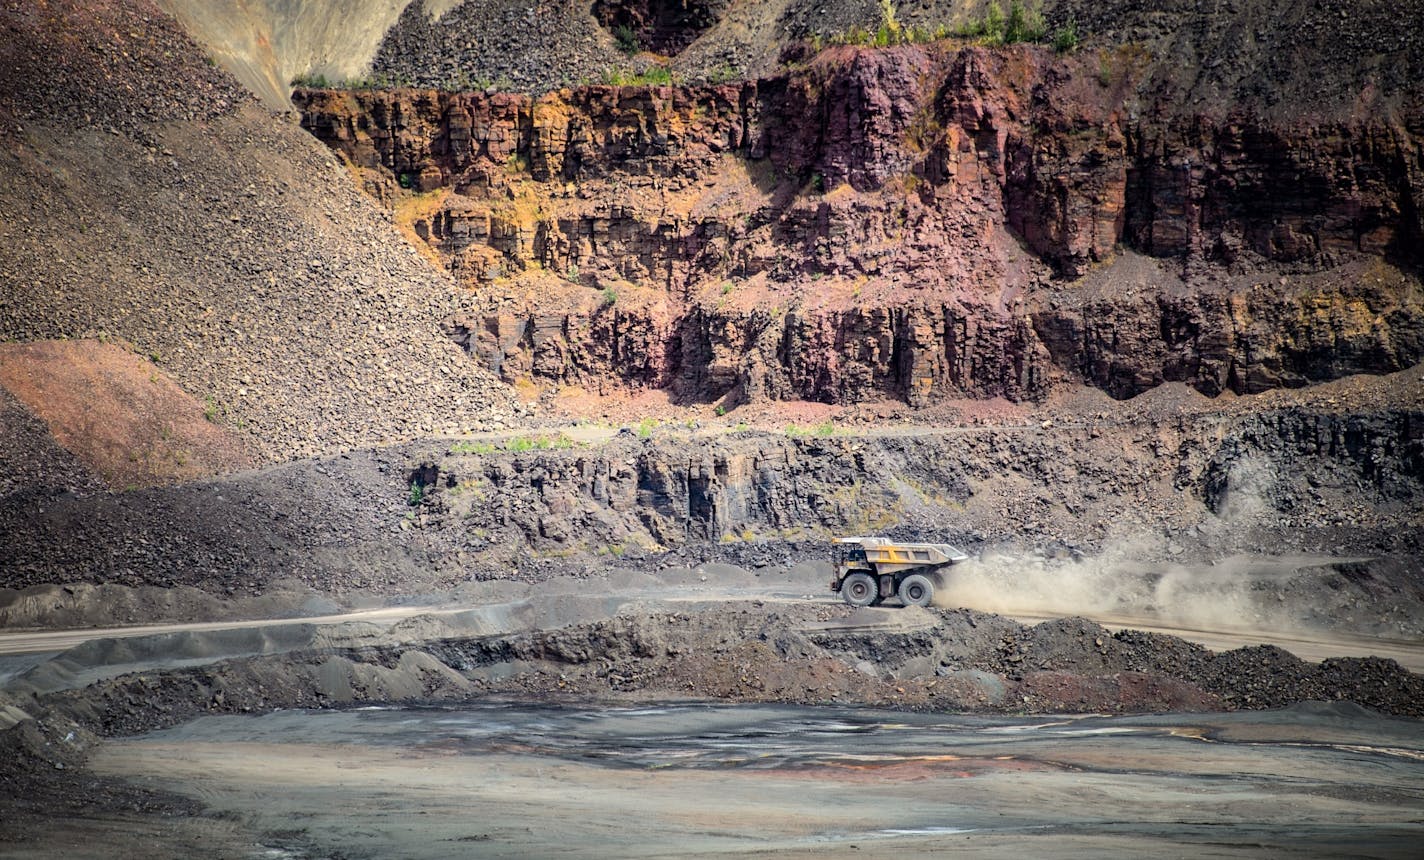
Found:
[831,536,969,607]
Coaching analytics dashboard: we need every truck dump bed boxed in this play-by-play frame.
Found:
[831,537,971,606]
[833,537,969,574]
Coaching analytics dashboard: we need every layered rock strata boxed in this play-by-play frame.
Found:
[296,43,1424,406]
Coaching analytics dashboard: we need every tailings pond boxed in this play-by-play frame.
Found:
[92,701,1424,858]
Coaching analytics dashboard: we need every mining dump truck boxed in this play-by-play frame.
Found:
[831,536,969,607]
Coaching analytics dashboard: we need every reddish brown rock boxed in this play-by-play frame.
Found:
[294,42,1424,407]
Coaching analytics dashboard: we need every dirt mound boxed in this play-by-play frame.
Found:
[373,0,624,91]
[0,0,521,466]
[0,0,247,135]
[14,604,1422,742]
[0,443,440,594]
[0,340,252,488]
[153,0,466,111]
[0,387,100,500]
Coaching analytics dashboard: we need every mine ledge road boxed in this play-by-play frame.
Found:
[1,593,1421,673]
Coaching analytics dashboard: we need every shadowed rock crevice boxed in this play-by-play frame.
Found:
[594,0,732,55]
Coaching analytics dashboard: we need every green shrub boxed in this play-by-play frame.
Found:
[601,286,618,306]
[784,420,841,438]
[614,24,639,56]
[506,434,576,453]
[341,71,413,90]
[290,72,330,88]
[442,70,473,91]
[874,0,903,47]
[465,75,514,92]
[602,66,674,86]
[947,1,1063,47]
[1004,0,1047,44]
[809,0,1066,51]
[290,70,420,90]
[408,481,425,506]
[838,25,872,46]
[982,1,1005,43]
[706,64,741,85]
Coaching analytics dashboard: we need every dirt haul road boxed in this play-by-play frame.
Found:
[3,568,1421,675]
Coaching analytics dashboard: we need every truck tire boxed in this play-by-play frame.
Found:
[898,573,934,607]
[840,572,877,607]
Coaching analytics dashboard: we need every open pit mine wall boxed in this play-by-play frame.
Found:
[421,409,1424,552]
[295,45,1424,405]
[1,408,1418,589]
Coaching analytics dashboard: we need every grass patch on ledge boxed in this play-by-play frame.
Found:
[809,0,1079,53]
[449,433,579,455]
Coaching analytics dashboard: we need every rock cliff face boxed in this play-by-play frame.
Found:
[417,405,1424,556]
[4,370,1421,592]
[1034,258,1424,398]
[295,42,1424,406]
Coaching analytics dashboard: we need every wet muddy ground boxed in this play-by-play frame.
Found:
[88,701,1424,859]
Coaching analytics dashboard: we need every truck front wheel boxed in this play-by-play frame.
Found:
[840,572,877,607]
[898,573,934,607]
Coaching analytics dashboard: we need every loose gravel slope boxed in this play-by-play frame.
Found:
[0,0,518,465]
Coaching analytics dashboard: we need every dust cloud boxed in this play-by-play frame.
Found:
[932,451,1387,638]
[933,542,1370,638]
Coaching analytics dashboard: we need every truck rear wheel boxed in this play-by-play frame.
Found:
[840,572,877,607]
[898,573,934,607]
